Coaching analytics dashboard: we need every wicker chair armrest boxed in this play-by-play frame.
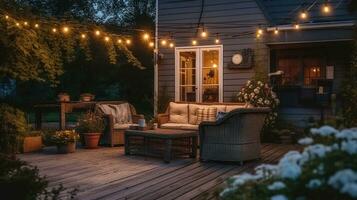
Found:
[157,113,169,126]
[132,114,144,123]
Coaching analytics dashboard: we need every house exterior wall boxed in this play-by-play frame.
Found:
[158,0,269,103]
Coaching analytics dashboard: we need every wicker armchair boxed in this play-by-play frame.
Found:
[199,107,270,163]
[95,102,144,146]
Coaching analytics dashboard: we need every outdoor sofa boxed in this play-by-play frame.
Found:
[157,102,270,162]
[95,102,144,146]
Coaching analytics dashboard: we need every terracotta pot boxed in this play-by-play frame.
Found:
[57,142,76,154]
[80,93,95,102]
[83,133,101,149]
[22,136,42,153]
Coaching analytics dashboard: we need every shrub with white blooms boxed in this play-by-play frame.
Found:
[220,126,357,200]
[236,80,279,129]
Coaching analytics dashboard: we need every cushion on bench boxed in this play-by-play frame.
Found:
[168,102,189,124]
[161,123,198,130]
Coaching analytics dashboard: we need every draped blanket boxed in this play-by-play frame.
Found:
[96,103,132,124]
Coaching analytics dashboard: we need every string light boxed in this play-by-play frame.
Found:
[15,22,20,27]
[192,40,197,45]
[126,39,131,45]
[274,28,279,35]
[95,30,100,36]
[23,21,28,26]
[34,24,39,28]
[300,10,308,19]
[143,33,150,40]
[5,15,9,20]
[215,33,220,44]
[81,34,86,39]
[161,39,167,46]
[52,28,57,33]
[104,36,110,42]
[169,42,175,48]
[323,2,331,13]
[256,33,261,39]
[117,39,122,44]
[149,41,154,47]
[257,28,264,35]
[294,23,300,29]
[62,26,69,33]
[201,29,207,38]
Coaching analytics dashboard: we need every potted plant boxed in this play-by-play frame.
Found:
[57,92,70,102]
[51,130,79,154]
[80,93,95,102]
[21,130,43,153]
[76,112,104,149]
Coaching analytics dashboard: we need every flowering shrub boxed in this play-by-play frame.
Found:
[76,112,105,133]
[220,126,357,200]
[51,130,79,146]
[236,80,280,128]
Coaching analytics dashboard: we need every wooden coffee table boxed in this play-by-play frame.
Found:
[124,129,198,163]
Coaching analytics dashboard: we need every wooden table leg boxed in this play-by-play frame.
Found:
[35,109,42,130]
[59,103,66,130]
[191,136,198,158]
[164,139,172,163]
[124,133,130,155]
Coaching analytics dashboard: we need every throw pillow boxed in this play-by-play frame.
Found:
[196,107,217,125]
[216,111,227,121]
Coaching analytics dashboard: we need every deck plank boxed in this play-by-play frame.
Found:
[18,144,298,200]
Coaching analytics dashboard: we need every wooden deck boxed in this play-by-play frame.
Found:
[18,144,299,200]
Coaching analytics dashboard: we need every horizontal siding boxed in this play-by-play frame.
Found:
[158,0,269,102]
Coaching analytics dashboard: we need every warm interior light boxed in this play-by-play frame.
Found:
[95,30,100,36]
[104,36,110,42]
[169,42,175,48]
[126,39,131,45]
[323,4,331,13]
[34,24,39,28]
[117,39,122,44]
[300,11,307,19]
[143,33,150,40]
[212,63,218,68]
[63,26,69,33]
[161,39,167,46]
[192,40,197,45]
[81,34,86,39]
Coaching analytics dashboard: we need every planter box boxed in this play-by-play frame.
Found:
[23,136,43,153]
[57,142,76,154]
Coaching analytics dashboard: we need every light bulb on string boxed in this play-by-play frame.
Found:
[300,10,308,19]
[104,36,110,42]
[117,39,122,44]
[15,22,20,27]
[126,39,131,45]
[143,33,150,40]
[256,33,261,39]
[95,30,100,36]
[62,26,69,33]
[161,39,167,46]
[52,28,57,33]
[215,33,220,44]
[34,24,39,28]
[274,28,279,35]
[294,23,300,30]
[169,42,175,48]
[81,34,86,39]
[322,2,331,13]
[149,42,154,48]
[192,40,197,45]
[5,15,9,20]
[201,29,207,38]
[257,28,263,35]
[23,21,28,26]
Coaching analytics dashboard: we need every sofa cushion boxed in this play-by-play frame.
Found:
[196,107,217,124]
[160,123,198,130]
[188,104,226,124]
[168,102,189,124]
[226,104,247,112]
[114,123,137,129]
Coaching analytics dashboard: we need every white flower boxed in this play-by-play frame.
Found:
[271,194,288,200]
[264,100,270,105]
[268,181,286,190]
[275,98,280,104]
[254,88,260,94]
[341,140,357,155]
[336,129,357,140]
[298,137,314,145]
[250,93,255,98]
[244,94,248,100]
[303,144,332,159]
[278,151,302,180]
[328,169,357,198]
[313,163,324,175]
[306,179,322,189]
[311,126,338,136]
[255,164,279,178]
[246,80,251,86]
[231,173,263,187]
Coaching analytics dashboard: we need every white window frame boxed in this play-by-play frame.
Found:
[175,45,223,103]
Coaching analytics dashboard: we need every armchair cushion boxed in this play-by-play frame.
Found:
[168,102,189,124]
[161,123,198,130]
[188,104,226,124]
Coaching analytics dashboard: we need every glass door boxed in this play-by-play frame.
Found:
[176,46,222,103]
